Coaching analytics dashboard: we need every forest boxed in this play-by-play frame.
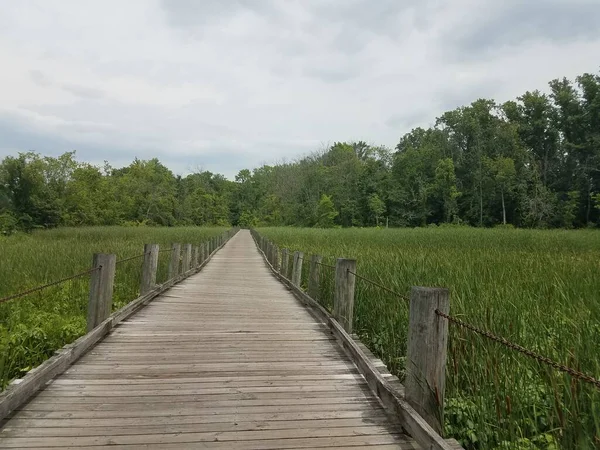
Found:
[1,71,599,232]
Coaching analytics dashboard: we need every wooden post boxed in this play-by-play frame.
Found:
[268,242,274,265]
[140,244,158,295]
[281,248,289,277]
[182,244,192,273]
[405,287,450,435]
[193,245,200,268]
[292,251,304,287]
[87,253,116,332]
[333,258,356,333]
[308,254,323,299]
[168,243,181,280]
[272,245,280,271]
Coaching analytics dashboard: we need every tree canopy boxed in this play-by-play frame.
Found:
[2,71,600,232]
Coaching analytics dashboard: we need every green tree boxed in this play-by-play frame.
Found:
[484,157,516,225]
[315,194,338,228]
[562,191,580,229]
[433,158,461,223]
[367,193,386,226]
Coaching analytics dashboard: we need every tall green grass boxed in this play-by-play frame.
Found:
[0,226,227,389]
[257,226,600,450]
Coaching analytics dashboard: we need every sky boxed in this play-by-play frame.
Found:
[0,0,599,179]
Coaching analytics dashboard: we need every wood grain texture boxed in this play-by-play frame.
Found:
[308,254,323,300]
[406,287,450,435]
[291,251,304,287]
[168,243,181,280]
[141,244,159,295]
[1,230,418,449]
[86,253,116,332]
[333,258,356,333]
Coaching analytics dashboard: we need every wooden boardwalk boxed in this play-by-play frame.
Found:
[0,230,422,449]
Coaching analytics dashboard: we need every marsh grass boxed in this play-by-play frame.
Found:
[0,226,226,389]
[257,226,600,449]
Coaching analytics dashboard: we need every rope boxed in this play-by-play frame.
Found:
[315,261,336,270]
[116,252,149,264]
[347,270,409,301]
[435,309,600,390]
[0,267,100,305]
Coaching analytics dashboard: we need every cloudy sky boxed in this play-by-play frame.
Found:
[0,0,599,178]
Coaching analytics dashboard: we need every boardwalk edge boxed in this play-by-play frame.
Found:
[250,232,462,450]
[0,231,237,422]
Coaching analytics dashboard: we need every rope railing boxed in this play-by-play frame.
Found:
[435,309,600,390]
[115,252,149,264]
[315,260,336,270]
[347,269,409,302]
[253,231,600,394]
[0,267,100,305]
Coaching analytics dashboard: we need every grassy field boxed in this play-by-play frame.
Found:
[256,226,600,450]
[0,226,227,389]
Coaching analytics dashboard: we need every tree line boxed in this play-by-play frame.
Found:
[1,71,599,232]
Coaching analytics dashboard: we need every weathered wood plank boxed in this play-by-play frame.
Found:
[0,417,391,436]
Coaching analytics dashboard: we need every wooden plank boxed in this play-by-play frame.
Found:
[0,425,401,446]
[0,433,413,449]
[0,417,391,436]
[53,373,364,384]
[4,410,388,428]
[33,385,372,398]
[14,402,390,419]
[19,397,378,411]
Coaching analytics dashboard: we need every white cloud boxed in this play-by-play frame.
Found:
[0,0,598,178]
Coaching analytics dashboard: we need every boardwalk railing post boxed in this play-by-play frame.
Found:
[272,245,280,271]
[168,243,181,281]
[308,254,323,299]
[87,253,116,332]
[182,244,192,273]
[333,258,356,333]
[281,248,289,278]
[193,245,200,268]
[405,287,450,435]
[140,244,159,295]
[292,251,304,287]
[268,242,275,266]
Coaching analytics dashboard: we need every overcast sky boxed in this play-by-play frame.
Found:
[0,0,599,178]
